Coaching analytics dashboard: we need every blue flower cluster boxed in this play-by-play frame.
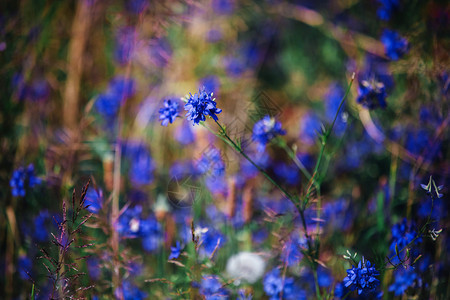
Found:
[159,99,179,126]
[389,218,421,263]
[388,267,418,296]
[356,76,387,109]
[10,164,41,197]
[168,241,183,260]
[199,275,229,299]
[252,115,286,152]
[184,87,222,125]
[95,76,135,119]
[263,268,305,300]
[381,29,409,61]
[343,258,380,295]
[116,205,162,252]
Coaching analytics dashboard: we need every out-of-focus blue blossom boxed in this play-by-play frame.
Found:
[212,0,235,15]
[34,210,51,242]
[274,162,300,185]
[252,115,286,152]
[224,56,246,77]
[18,254,32,280]
[116,205,163,252]
[200,275,229,299]
[184,87,222,125]
[175,120,196,145]
[324,83,347,136]
[87,257,101,280]
[239,150,270,182]
[10,164,41,197]
[125,144,155,186]
[388,267,417,296]
[376,0,400,21]
[140,215,163,252]
[281,233,306,266]
[168,241,183,259]
[317,267,333,288]
[381,29,409,61]
[263,268,305,300]
[84,188,103,214]
[159,99,179,126]
[117,280,147,300]
[95,76,136,119]
[170,160,200,179]
[322,198,353,231]
[197,147,225,178]
[389,219,421,259]
[299,112,321,145]
[200,76,220,94]
[356,76,387,109]
[199,226,225,257]
[343,258,380,295]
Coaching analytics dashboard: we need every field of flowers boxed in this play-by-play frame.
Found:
[0,0,449,299]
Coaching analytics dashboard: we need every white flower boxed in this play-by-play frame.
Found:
[226,252,265,284]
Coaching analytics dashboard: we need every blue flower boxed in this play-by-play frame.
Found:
[175,120,196,145]
[381,29,409,60]
[389,219,421,264]
[281,234,306,266]
[237,289,252,300]
[197,147,225,178]
[356,76,387,109]
[376,0,400,21]
[84,188,103,214]
[198,226,225,257]
[140,216,163,252]
[343,258,380,295]
[169,241,183,260]
[18,254,32,280]
[263,268,305,300]
[299,112,321,145]
[159,99,179,126]
[10,164,41,197]
[388,267,417,296]
[325,83,347,136]
[184,87,222,125]
[252,115,286,152]
[200,276,229,299]
[125,144,155,186]
[95,76,135,119]
[117,280,147,300]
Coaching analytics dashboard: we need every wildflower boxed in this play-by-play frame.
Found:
[10,164,41,197]
[237,289,252,300]
[84,188,103,214]
[389,219,421,257]
[421,176,443,199]
[200,276,229,299]
[159,99,179,126]
[226,252,266,284]
[388,267,417,296]
[117,280,147,300]
[299,112,322,145]
[252,115,286,152]
[281,234,307,267]
[127,145,155,186]
[175,120,195,145]
[197,147,225,178]
[18,254,32,280]
[199,227,225,257]
[168,241,183,260]
[263,268,305,300]
[381,29,409,60]
[356,76,387,109]
[343,257,380,295]
[184,87,222,125]
[324,83,347,136]
[95,76,135,119]
[376,0,400,21]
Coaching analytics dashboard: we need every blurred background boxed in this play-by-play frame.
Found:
[0,0,449,299]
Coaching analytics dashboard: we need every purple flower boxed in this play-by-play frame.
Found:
[252,115,286,152]
[159,99,179,126]
[381,29,409,60]
[184,87,222,125]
